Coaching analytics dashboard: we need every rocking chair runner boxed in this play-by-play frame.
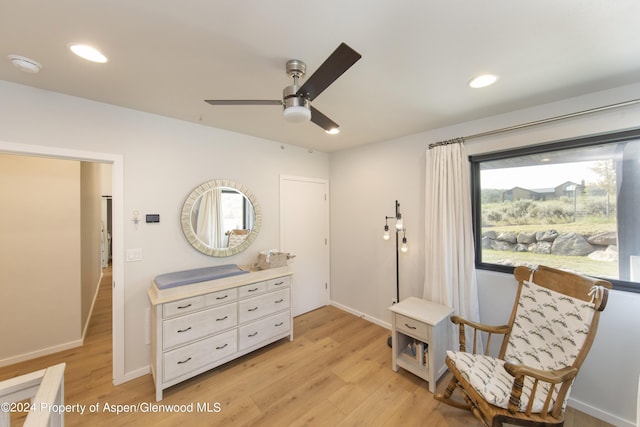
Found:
[435,265,611,427]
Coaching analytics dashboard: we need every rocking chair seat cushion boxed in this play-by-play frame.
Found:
[446,351,554,413]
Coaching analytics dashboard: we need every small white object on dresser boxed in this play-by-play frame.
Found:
[147,266,293,401]
[388,297,453,393]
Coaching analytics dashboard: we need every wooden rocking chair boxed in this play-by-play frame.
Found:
[434,265,611,427]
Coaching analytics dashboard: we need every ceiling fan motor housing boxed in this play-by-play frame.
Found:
[286,59,306,79]
[282,59,312,122]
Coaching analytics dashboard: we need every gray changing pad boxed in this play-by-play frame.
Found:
[154,264,249,290]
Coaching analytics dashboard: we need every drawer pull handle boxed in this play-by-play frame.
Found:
[248,307,259,312]
[247,287,259,292]
[248,332,258,337]
[216,343,228,350]
[273,281,284,286]
[216,315,228,321]
[275,322,284,327]
[275,299,284,303]
[216,295,228,300]
[177,327,192,333]
[404,323,417,330]
[177,357,192,365]
[177,303,192,309]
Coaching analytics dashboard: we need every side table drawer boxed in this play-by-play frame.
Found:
[163,303,237,350]
[239,311,290,350]
[396,313,430,341]
[163,329,237,382]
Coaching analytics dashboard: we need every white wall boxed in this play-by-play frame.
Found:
[0,80,330,376]
[329,82,640,426]
[80,161,104,336]
[0,155,82,362]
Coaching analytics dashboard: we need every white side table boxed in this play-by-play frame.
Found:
[388,297,453,393]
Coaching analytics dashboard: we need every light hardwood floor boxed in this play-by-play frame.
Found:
[1,267,613,427]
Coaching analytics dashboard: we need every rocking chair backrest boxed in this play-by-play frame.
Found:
[500,266,611,372]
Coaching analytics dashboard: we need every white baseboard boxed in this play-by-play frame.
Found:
[568,397,635,427]
[0,339,83,368]
[82,271,104,341]
[116,365,150,385]
[329,300,391,330]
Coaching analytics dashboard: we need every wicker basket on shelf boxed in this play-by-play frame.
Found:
[252,251,295,270]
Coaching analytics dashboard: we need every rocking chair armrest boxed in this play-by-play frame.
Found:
[450,315,510,335]
[450,316,510,354]
[503,362,578,384]
[503,362,579,415]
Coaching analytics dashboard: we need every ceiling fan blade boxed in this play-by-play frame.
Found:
[310,105,339,132]
[297,42,362,101]
[205,100,283,106]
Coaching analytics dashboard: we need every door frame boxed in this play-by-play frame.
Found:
[279,175,330,314]
[0,140,125,385]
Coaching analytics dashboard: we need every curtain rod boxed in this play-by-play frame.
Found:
[462,98,640,141]
[428,137,464,149]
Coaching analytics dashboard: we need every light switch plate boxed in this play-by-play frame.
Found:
[126,248,143,262]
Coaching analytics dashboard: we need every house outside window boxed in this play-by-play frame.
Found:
[470,128,640,292]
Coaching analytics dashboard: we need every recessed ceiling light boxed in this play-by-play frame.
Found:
[469,74,498,89]
[8,55,42,73]
[68,44,108,63]
[325,127,340,135]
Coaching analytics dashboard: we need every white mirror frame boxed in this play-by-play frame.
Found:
[180,179,262,257]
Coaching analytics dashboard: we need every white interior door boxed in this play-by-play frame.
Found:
[280,176,330,316]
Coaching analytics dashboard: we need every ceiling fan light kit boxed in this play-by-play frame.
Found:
[283,105,312,123]
[205,42,361,134]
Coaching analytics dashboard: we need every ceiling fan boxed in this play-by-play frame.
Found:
[205,42,361,134]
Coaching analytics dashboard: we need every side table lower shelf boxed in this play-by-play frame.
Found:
[389,297,453,393]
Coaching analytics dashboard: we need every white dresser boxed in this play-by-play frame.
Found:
[147,266,293,401]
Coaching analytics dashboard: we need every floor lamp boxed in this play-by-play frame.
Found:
[384,200,407,347]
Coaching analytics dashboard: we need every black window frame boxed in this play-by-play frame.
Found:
[470,127,640,293]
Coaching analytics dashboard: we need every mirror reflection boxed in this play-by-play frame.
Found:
[181,180,261,257]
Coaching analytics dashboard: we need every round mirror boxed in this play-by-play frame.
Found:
[181,180,262,257]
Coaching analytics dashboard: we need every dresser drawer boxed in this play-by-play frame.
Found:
[238,281,267,298]
[267,276,290,290]
[163,303,237,350]
[205,288,238,306]
[238,288,290,324]
[163,329,237,382]
[163,296,205,318]
[239,311,290,350]
[396,313,430,341]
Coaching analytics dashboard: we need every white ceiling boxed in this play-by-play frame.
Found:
[2,1,640,152]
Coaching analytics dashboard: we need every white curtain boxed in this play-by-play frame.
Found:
[424,139,481,351]
[196,188,223,247]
